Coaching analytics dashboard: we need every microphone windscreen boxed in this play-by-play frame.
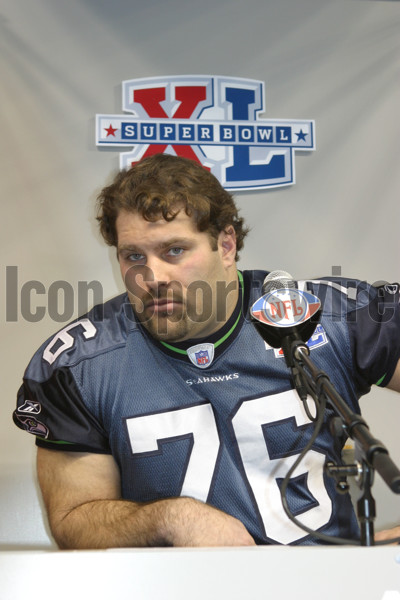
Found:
[263,270,295,294]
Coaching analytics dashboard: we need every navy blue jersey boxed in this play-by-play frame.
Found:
[13,271,400,545]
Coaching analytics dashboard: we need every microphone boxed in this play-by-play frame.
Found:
[250,270,321,352]
[261,270,296,293]
[250,271,323,404]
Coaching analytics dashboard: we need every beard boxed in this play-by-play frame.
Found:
[129,289,195,342]
[125,270,218,342]
[135,305,193,342]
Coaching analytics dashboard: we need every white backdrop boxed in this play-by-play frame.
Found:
[1,0,399,548]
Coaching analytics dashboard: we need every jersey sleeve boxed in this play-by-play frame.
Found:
[311,278,400,395]
[13,297,132,453]
[13,328,112,454]
[348,281,400,391]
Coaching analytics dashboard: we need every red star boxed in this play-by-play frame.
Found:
[105,124,118,137]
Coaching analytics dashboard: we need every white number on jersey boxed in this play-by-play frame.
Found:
[43,318,97,365]
[125,389,332,544]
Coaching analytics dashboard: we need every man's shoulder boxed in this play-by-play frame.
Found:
[242,269,390,317]
[300,276,382,316]
[23,293,138,382]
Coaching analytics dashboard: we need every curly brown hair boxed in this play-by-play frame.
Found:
[96,154,248,260]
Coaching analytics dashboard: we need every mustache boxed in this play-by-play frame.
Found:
[140,289,185,310]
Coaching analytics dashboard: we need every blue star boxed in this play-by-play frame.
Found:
[295,129,307,142]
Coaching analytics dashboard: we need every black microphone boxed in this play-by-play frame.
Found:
[250,270,321,352]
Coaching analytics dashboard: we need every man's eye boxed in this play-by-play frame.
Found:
[128,253,145,262]
[167,247,184,257]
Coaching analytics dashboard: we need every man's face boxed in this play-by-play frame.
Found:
[116,208,238,342]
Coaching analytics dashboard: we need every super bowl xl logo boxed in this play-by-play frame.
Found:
[96,76,315,191]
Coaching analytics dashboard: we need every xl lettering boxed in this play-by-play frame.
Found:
[131,85,208,164]
[224,87,286,186]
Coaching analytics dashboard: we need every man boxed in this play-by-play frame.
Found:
[14,154,400,548]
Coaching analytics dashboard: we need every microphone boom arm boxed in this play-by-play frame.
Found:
[292,340,400,494]
[290,340,400,546]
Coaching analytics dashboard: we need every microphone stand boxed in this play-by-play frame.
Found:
[284,337,400,546]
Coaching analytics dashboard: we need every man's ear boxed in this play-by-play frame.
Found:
[218,226,237,266]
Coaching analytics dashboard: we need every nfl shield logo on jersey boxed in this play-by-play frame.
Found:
[96,75,315,191]
[195,350,210,365]
[187,343,215,369]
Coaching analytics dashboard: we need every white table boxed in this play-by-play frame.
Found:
[1,545,400,600]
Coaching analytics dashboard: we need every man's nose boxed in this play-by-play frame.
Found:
[145,257,171,290]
